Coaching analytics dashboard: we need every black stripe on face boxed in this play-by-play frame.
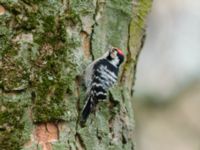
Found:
[117,53,124,66]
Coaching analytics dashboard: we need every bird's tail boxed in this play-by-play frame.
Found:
[80,96,96,126]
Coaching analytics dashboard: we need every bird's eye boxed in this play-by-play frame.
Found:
[109,48,118,58]
[112,48,117,53]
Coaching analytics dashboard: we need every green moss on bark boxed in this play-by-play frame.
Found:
[0,92,32,150]
[30,19,81,123]
[0,0,84,148]
[0,102,26,150]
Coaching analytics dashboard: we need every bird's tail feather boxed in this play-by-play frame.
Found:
[80,96,96,126]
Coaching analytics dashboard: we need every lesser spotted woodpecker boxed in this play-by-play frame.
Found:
[80,47,124,125]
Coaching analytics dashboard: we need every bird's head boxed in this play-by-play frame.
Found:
[107,47,124,67]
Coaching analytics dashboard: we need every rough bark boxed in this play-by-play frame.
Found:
[0,0,152,150]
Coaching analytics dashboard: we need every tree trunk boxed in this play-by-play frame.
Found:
[0,0,152,150]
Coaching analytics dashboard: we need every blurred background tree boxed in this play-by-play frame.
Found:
[134,0,200,150]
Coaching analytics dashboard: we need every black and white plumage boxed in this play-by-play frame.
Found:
[80,47,124,125]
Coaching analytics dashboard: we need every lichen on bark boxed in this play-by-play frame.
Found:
[0,0,152,149]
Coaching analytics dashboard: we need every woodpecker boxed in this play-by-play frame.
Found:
[80,47,124,125]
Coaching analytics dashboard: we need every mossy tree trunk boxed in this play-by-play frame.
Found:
[0,0,152,150]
